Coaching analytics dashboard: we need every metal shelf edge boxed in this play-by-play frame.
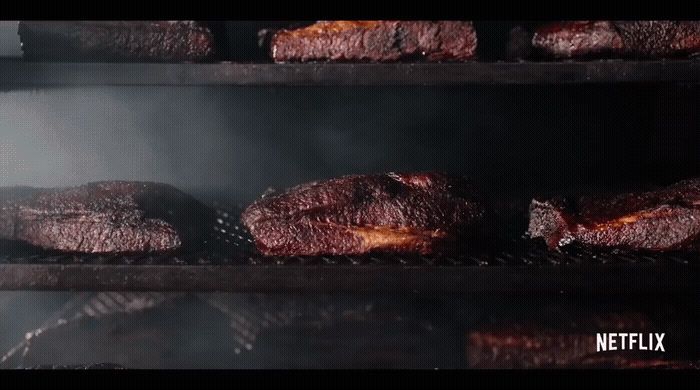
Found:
[1,61,699,86]
[0,263,695,293]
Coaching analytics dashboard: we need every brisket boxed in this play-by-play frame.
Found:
[531,21,624,58]
[467,327,694,369]
[467,312,697,368]
[0,181,208,253]
[528,178,700,251]
[270,21,477,63]
[532,21,700,58]
[241,172,485,256]
[18,21,216,62]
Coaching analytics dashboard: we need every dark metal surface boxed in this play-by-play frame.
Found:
[0,59,699,86]
[0,262,695,293]
[0,201,697,293]
[22,363,125,369]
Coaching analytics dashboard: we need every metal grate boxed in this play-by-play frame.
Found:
[0,291,174,368]
[0,201,697,293]
[2,60,700,87]
[1,201,697,267]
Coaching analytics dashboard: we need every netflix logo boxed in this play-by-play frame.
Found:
[596,333,665,352]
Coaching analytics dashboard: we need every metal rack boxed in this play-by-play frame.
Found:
[0,202,696,293]
[0,59,698,293]
[0,59,699,87]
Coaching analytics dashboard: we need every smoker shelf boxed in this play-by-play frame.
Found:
[0,261,695,293]
[0,200,697,293]
[0,59,699,86]
[0,239,697,293]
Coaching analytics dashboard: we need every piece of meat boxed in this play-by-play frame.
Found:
[270,21,477,63]
[467,312,698,369]
[615,20,700,57]
[532,20,700,58]
[528,178,700,251]
[241,172,485,256]
[468,328,695,369]
[18,21,216,62]
[531,21,624,58]
[0,182,208,253]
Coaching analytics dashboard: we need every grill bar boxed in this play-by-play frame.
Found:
[0,262,695,293]
[0,201,697,292]
[0,60,699,87]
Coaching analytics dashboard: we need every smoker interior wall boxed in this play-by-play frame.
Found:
[0,85,698,203]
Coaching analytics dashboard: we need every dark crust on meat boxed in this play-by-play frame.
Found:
[18,21,216,62]
[615,20,700,57]
[532,21,624,58]
[241,172,485,256]
[671,21,700,53]
[528,178,700,251]
[532,20,700,58]
[0,181,208,253]
[270,21,477,63]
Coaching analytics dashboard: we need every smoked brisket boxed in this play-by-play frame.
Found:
[528,178,700,251]
[467,309,697,368]
[532,21,700,58]
[270,21,477,63]
[0,181,208,253]
[241,173,485,256]
[18,21,216,62]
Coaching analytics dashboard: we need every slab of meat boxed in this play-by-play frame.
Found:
[467,311,699,368]
[468,327,695,369]
[270,21,477,63]
[0,182,208,253]
[528,178,700,251]
[467,330,671,369]
[18,21,216,62]
[241,173,485,256]
[532,21,700,58]
[615,21,700,57]
[531,21,624,58]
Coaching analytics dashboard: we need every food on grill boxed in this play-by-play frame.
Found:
[18,21,216,62]
[532,21,700,58]
[532,21,624,58]
[615,21,700,57]
[468,328,693,369]
[0,181,208,253]
[466,312,697,369]
[241,172,485,256]
[528,178,700,251]
[270,21,477,63]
